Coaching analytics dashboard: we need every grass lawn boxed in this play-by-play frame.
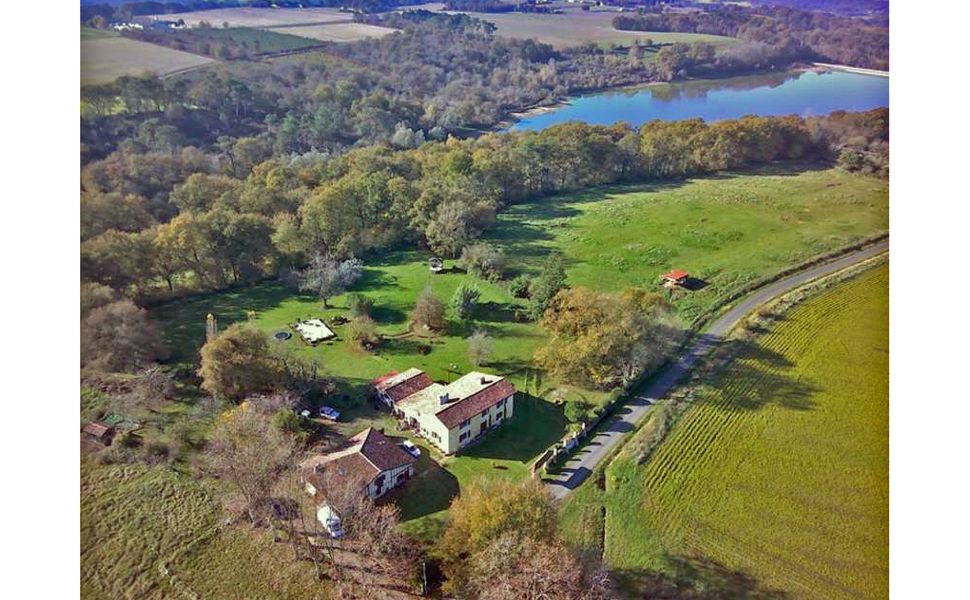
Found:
[488,163,889,322]
[562,265,888,599]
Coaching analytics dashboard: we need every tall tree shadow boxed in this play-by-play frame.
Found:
[705,339,819,412]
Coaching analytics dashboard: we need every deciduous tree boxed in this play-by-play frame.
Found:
[198,324,278,401]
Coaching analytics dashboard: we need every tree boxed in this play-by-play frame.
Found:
[459,242,506,281]
[203,403,297,524]
[80,282,116,319]
[469,533,614,600]
[108,366,176,418]
[467,329,494,367]
[198,324,278,401]
[527,252,567,320]
[81,300,169,373]
[451,281,481,321]
[299,252,363,308]
[535,287,681,389]
[411,286,446,332]
[437,479,558,595]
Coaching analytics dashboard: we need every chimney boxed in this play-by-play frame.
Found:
[480,376,490,385]
[439,393,450,405]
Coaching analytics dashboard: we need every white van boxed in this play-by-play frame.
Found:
[316,505,345,538]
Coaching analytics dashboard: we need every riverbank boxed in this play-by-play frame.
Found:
[812,62,890,78]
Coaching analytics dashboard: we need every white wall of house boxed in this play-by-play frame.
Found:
[455,394,514,452]
[367,464,415,499]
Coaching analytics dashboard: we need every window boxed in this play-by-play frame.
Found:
[459,431,469,442]
[480,409,488,418]
[460,419,470,429]
[375,474,385,488]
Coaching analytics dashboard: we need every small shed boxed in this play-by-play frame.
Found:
[661,269,690,287]
[81,421,116,446]
[429,257,444,273]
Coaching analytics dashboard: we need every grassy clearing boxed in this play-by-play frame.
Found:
[81,37,215,85]
[153,7,350,28]
[280,23,397,42]
[454,11,737,50]
[568,265,888,599]
[489,163,889,322]
[81,462,327,599]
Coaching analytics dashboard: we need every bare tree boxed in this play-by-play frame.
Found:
[299,252,363,308]
[202,404,297,525]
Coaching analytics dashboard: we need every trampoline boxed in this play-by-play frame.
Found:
[274,331,292,341]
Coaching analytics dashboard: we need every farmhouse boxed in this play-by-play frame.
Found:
[300,428,416,501]
[375,369,515,455]
[661,269,690,287]
[374,368,435,409]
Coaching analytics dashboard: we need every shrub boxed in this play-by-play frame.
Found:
[451,282,481,321]
[564,400,594,424]
[459,242,506,281]
[467,329,494,367]
[411,286,447,332]
[508,275,531,298]
[347,292,374,318]
[347,315,380,350]
[272,408,313,441]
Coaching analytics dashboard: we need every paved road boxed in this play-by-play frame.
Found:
[544,239,889,499]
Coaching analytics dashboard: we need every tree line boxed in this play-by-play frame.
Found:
[613,3,888,70]
[80,108,888,305]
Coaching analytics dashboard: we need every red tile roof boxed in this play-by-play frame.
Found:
[372,370,399,387]
[353,428,416,472]
[662,269,689,281]
[437,379,516,429]
[301,428,415,493]
[375,369,434,404]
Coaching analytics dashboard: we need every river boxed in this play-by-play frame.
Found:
[506,69,889,131]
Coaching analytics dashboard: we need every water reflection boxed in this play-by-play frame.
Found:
[508,70,888,131]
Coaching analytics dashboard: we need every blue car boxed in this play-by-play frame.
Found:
[318,406,340,421]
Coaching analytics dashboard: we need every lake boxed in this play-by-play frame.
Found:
[507,70,889,131]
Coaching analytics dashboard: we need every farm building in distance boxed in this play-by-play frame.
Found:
[661,269,690,287]
[375,369,515,455]
[300,428,416,501]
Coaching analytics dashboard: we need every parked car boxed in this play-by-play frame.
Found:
[400,439,421,458]
[318,406,340,421]
[316,505,344,538]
